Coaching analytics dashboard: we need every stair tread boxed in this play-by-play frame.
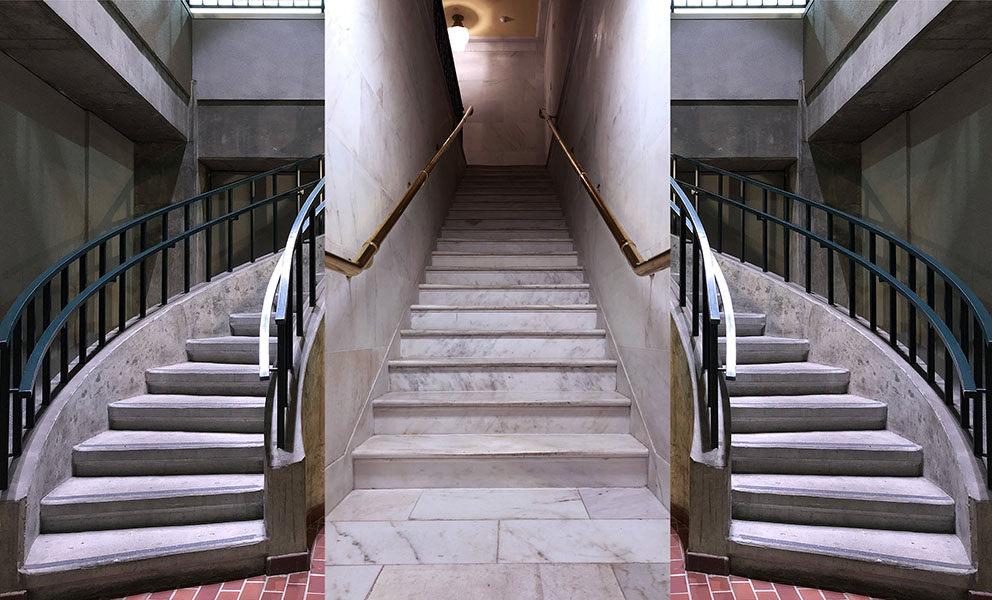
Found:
[729,520,972,573]
[76,430,263,451]
[389,357,617,367]
[43,474,264,505]
[438,238,573,242]
[188,336,271,345]
[732,430,920,451]
[411,304,597,311]
[731,474,953,504]
[721,336,808,345]
[730,394,885,408]
[147,362,260,374]
[374,390,630,407]
[400,329,606,337]
[425,266,583,271]
[353,433,648,458]
[420,284,589,289]
[110,394,265,408]
[23,520,266,573]
[432,251,578,256]
[735,362,849,375]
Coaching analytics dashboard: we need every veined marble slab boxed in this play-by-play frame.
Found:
[416,285,591,306]
[445,209,565,220]
[497,519,670,563]
[538,564,627,599]
[398,330,606,358]
[325,565,382,600]
[408,488,589,520]
[439,227,571,240]
[372,405,629,434]
[579,488,670,519]
[435,239,575,253]
[387,359,617,391]
[326,489,422,521]
[409,305,599,330]
[424,267,585,285]
[326,520,497,565]
[430,252,580,268]
[365,565,541,600]
[611,563,670,600]
[444,218,567,229]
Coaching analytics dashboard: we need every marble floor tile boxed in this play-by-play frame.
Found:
[325,565,382,600]
[365,564,541,599]
[326,489,423,521]
[611,563,670,600]
[578,487,670,519]
[498,519,669,563]
[409,488,590,520]
[327,520,498,565]
[538,564,627,599]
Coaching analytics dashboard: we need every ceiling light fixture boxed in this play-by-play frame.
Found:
[448,14,469,53]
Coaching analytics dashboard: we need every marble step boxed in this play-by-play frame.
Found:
[417,283,590,305]
[721,336,809,364]
[409,304,599,330]
[436,238,575,253]
[446,209,564,219]
[108,394,265,433]
[186,336,274,364]
[456,187,557,196]
[719,312,766,336]
[388,357,618,391]
[40,474,264,533]
[424,266,585,285]
[145,362,269,396]
[372,390,631,434]
[731,430,923,476]
[726,362,850,396]
[731,474,955,533]
[229,312,274,336]
[72,430,265,476]
[430,251,580,268]
[22,520,266,600]
[730,394,887,432]
[449,202,561,211]
[398,329,608,358]
[451,194,557,204]
[352,433,648,488]
[728,520,973,600]
[440,227,571,240]
[444,218,567,229]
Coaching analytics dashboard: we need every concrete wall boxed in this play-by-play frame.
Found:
[802,0,886,95]
[323,0,464,515]
[861,52,992,315]
[671,18,801,161]
[108,0,193,96]
[455,39,547,165]
[0,52,134,318]
[547,0,671,507]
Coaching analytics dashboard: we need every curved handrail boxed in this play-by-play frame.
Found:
[324,106,474,277]
[671,178,736,451]
[673,154,992,346]
[541,108,671,276]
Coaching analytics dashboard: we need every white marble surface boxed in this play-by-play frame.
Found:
[372,405,629,435]
[497,519,669,563]
[424,268,585,286]
[409,488,589,520]
[387,365,617,392]
[325,565,382,600]
[579,487,671,519]
[439,227,572,240]
[326,489,421,521]
[611,563,670,600]
[409,307,599,330]
[415,288,592,306]
[326,520,498,564]
[365,564,542,600]
[538,564,627,599]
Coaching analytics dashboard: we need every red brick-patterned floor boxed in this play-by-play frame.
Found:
[670,525,895,600]
[107,530,325,600]
[111,523,900,600]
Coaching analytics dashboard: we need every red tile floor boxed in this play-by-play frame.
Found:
[112,523,900,600]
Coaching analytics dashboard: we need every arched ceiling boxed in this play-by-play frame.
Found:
[442,0,540,38]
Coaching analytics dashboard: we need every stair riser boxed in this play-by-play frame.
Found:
[449,203,561,212]
[445,219,567,229]
[431,254,579,268]
[727,374,849,396]
[418,289,590,305]
[73,448,264,476]
[441,228,570,240]
[732,448,923,477]
[452,195,557,203]
[721,343,809,364]
[230,318,275,337]
[731,492,955,533]
[720,321,765,336]
[410,310,598,330]
[446,210,564,219]
[373,406,630,434]
[731,407,887,433]
[41,492,263,533]
[425,271,585,285]
[400,336,607,358]
[388,367,617,392]
[457,187,557,195]
[186,341,275,364]
[354,456,647,488]
[108,407,264,433]
[436,240,574,253]
[145,374,269,396]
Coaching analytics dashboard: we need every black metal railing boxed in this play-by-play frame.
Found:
[673,154,991,482]
[1,155,323,490]
[259,178,325,450]
[671,178,737,451]
[432,0,465,119]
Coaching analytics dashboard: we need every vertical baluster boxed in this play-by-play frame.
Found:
[761,189,768,272]
[61,269,69,381]
[139,222,147,319]
[739,179,746,263]
[944,281,954,405]
[889,241,898,348]
[296,167,302,211]
[717,175,724,253]
[700,279,710,444]
[205,196,212,283]
[11,319,22,456]
[692,239,700,337]
[985,339,991,461]
[183,204,191,293]
[961,300,971,426]
[848,221,856,318]
[1,340,8,487]
[227,189,234,273]
[272,175,279,254]
[308,194,317,307]
[827,214,835,305]
[249,180,256,263]
[276,319,287,449]
[119,232,127,333]
[79,254,88,363]
[869,233,877,332]
[927,269,936,385]
[804,202,812,294]
[974,320,984,457]
[909,255,918,367]
[161,213,169,306]
[24,302,35,429]
[783,196,791,282]
[295,241,304,336]
[708,315,719,451]
[42,282,51,407]
[98,243,107,346]
[679,199,688,307]
[287,266,295,346]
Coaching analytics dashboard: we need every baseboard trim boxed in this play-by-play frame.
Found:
[266,552,310,575]
[969,591,992,599]
[687,551,730,576]
[0,591,27,600]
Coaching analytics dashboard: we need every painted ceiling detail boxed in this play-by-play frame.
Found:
[442,0,539,38]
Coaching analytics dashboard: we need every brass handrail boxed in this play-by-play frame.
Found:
[324,105,474,276]
[539,108,670,276]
